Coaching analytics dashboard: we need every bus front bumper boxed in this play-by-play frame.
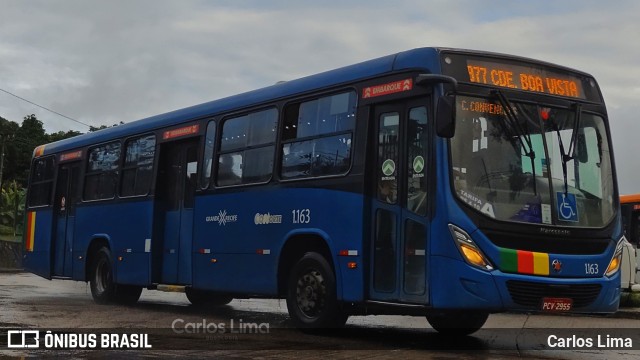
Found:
[430,255,621,314]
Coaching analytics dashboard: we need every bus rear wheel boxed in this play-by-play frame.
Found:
[90,247,117,304]
[185,288,233,307]
[286,252,347,329]
[426,311,488,336]
[89,246,141,305]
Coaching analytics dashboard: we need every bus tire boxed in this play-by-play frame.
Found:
[426,311,488,336]
[286,252,347,329]
[89,247,117,304]
[185,287,233,307]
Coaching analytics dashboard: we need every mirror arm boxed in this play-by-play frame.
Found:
[415,74,458,91]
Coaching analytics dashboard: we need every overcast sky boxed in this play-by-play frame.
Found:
[1,0,638,193]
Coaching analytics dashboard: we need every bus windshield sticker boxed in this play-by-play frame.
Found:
[363,79,413,99]
[541,204,552,224]
[381,159,396,180]
[412,156,425,177]
[458,189,496,218]
[556,192,578,222]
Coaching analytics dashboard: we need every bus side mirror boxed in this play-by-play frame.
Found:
[436,95,456,138]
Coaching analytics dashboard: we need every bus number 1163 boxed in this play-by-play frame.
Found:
[292,209,311,224]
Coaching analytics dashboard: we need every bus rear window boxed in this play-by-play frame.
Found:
[28,156,55,207]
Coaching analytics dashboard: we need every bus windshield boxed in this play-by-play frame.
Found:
[450,95,615,228]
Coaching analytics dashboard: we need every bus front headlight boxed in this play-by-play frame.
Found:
[605,237,625,277]
[448,224,493,271]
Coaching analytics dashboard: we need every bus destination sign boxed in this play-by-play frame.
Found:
[465,60,585,99]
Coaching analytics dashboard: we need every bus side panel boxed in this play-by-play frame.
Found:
[192,188,365,301]
[23,209,54,279]
[429,255,505,310]
[193,253,274,294]
[73,200,154,285]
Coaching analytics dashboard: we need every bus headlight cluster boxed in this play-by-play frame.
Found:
[448,224,493,271]
[605,236,625,277]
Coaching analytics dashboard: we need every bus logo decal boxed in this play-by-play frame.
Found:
[206,210,238,226]
[552,259,563,273]
[254,213,282,225]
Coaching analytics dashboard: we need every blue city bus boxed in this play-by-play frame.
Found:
[23,48,623,335]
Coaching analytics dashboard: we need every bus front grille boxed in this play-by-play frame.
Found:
[506,280,602,308]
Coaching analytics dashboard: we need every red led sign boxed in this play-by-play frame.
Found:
[163,124,200,140]
[362,79,413,99]
[60,150,82,162]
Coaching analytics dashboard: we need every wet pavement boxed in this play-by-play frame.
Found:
[1,272,639,359]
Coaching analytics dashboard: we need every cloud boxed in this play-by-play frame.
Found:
[0,1,638,192]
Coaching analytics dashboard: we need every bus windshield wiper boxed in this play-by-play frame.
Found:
[491,90,538,195]
[546,103,582,195]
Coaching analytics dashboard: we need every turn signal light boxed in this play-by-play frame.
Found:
[460,244,487,268]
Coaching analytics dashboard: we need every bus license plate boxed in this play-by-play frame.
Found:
[541,297,573,312]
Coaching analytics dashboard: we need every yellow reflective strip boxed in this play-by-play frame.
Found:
[532,252,549,275]
[27,212,36,251]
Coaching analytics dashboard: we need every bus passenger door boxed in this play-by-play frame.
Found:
[369,99,430,304]
[156,139,199,285]
[52,162,81,278]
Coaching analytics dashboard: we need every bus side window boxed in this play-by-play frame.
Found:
[84,142,121,201]
[200,121,216,189]
[121,134,156,197]
[281,91,356,179]
[216,108,277,187]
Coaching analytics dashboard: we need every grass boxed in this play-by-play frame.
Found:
[619,292,640,307]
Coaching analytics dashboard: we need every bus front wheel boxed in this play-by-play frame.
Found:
[426,311,489,336]
[286,252,347,329]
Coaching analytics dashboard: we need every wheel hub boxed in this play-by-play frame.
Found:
[296,270,325,317]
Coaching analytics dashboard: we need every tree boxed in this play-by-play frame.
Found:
[0,116,20,190]
[7,115,48,186]
[0,180,25,237]
[48,130,83,143]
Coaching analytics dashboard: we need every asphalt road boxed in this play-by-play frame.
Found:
[1,272,639,359]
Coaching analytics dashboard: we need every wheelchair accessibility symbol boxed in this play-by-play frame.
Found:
[556,192,578,222]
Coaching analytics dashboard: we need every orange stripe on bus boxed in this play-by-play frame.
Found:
[620,194,640,204]
[34,145,46,157]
